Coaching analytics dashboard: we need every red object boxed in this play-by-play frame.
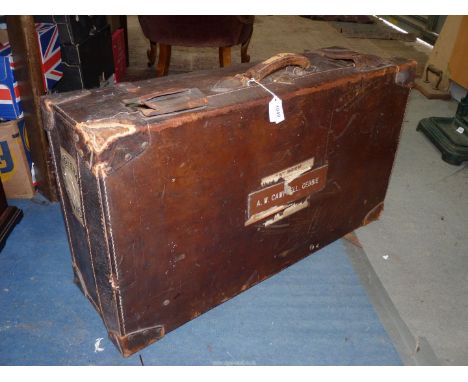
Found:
[112,28,126,83]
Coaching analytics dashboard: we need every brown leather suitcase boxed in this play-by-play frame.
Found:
[41,47,416,356]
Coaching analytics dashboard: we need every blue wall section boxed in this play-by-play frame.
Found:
[0,200,401,365]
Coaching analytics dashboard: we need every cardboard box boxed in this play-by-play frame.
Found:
[0,23,63,120]
[0,120,34,198]
[17,118,32,169]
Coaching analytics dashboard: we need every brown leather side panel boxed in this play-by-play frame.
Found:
[42,48,415,356]
[102,70,409,342]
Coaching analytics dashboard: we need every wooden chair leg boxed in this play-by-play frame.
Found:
[156,44,171,77]
[241,37,251,63]
[219,47,231,68]
[147,41,157,67]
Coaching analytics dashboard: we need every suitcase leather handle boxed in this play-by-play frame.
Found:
[243,53,311,82]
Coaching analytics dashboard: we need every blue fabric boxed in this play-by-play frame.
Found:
[0,200,401,365]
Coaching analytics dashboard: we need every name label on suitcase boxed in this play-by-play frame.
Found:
[246,161,328,226]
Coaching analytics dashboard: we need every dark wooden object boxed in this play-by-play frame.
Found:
[156,44,172,77]
[218,46,231,68]
[240,38,251,63]
[147,41,157,67]
[6,16,57,201]
[138,16,254,77]
[41,47,416,356]
[0,179,23,252]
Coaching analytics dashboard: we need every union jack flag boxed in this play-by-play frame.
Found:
[35,23,63,90]
[0,47,22,120]
[1,23,62,121]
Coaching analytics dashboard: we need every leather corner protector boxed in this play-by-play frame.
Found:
[74,120,150,177]
[395,59,417,88]
[109,325,165,357]
[362,202,384,226]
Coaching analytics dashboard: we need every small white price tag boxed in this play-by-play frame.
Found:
[456,126,465,134]
[269,96,285,124]
[248,78,286,125]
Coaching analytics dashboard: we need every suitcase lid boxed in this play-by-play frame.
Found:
[42,47,416,175]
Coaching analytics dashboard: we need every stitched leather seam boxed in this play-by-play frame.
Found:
[76,153,105,319]
[97,179,121,329]
[101,176,126,334]
[96,176,125,334]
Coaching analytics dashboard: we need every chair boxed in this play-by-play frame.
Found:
[138,16,255,76]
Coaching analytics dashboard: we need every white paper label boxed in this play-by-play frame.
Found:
[456,127,465,134]
[269,96,285,124]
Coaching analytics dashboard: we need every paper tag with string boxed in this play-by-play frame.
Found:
[268,96,285,124]
[248,78,285,124]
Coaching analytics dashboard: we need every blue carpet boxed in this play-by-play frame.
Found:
[0,200,401,365]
